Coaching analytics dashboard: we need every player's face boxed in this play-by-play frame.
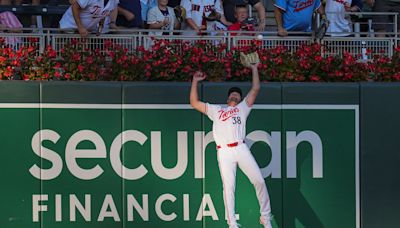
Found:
[227,92,241,106]
[234,7,248,23]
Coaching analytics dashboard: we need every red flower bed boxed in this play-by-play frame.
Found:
[0,38,399,82]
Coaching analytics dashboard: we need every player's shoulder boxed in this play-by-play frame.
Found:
[207,102,221,108]
[239,98,252,109]
[206,103,222,115]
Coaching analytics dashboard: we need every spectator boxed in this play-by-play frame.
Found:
[147,0,179,35]
[274,0,327,36]
[366,0,400,37]
[0,0,40,28]
[228,4,255,35]
[0,11,23,46]
[228,4,258,47]
[326,0,363,37]
[223,0,267,31]
[180,0,231,35]
[59,0,119,37]
[110,0,143,28]
[141,0,157,26]
[0,10,22,30]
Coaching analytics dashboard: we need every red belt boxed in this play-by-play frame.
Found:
[216,141,245,149]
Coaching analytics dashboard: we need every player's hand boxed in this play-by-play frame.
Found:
[78,26,89,37]
[193,71,206,82]
[277,27,288,37]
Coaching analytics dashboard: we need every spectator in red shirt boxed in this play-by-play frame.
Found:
[228,4,257,47]
[227,4,255,36]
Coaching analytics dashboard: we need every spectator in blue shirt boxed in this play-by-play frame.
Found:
[274,0,327,36]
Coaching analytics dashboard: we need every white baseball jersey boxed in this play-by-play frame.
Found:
[180,0,224,33]
[206,99,251,146]
[60,0,119,32]
[206,98,272,228]
[326,0,352,36]
[147,6,176,35]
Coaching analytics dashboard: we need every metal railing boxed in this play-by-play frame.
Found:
[322,11,399,38]
[321,37,395,58]
[0,29,398,59]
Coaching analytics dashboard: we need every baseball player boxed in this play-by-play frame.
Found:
[189,52,272,228]
[60,0,119,37]
[180,0,231,35]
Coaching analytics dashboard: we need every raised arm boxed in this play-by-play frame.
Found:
[245,63,261,107]
[190,71,207,114]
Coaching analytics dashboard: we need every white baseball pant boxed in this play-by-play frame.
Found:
[216,143,272,227]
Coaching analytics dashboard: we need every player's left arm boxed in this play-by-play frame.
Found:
[245,63,261,107]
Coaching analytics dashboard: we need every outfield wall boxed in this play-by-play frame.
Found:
[0,81,399,228]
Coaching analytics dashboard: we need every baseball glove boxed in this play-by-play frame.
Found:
[315,18,330,40]
[203,9,221,21]
[240,52,260,67]
[174,6,186,23]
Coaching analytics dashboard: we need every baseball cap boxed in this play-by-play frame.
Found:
[228,87,242,98]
